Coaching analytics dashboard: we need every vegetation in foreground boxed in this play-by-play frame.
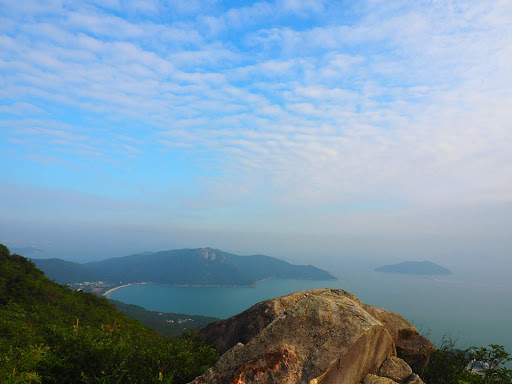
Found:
[110,300,218,337]
[2,242,512,384]
[422,337,512,384]
[0,244,218,384]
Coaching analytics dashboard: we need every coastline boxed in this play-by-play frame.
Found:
[104,275,339,295]
[103,277,278,295]
[252,276,275,287]
[103,282,151,297]
[164,276,276,288]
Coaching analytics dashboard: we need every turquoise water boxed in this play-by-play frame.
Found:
[109,278,340,318]
[108,262,512,353]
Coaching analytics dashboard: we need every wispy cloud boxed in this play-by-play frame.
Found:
[1,0,511,238]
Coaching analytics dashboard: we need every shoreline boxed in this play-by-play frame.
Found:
[252,276,275,286]
[103,282,151,297]
[103,277,278,296]
[103,275,338,295]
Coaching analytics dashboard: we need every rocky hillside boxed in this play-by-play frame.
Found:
[192,289,434,384]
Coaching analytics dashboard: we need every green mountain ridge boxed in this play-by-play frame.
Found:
[33,247,336,287]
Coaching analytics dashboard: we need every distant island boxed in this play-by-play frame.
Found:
[32,247,336,293]
[375,261,452,275]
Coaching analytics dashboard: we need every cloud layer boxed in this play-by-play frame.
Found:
[1,0,512,245]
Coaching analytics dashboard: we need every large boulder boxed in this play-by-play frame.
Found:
[192,289,431,384]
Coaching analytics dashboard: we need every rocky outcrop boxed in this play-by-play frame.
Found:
[378,357,412,383]
[362,371,425,384]
[393,330,434,373]
[360,305,434,372]
[362,374,398,384]
[199,248,223,261]
[191,289,433,384]
[405,374,424,384]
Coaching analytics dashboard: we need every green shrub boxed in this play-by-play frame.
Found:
[422,337,512,384]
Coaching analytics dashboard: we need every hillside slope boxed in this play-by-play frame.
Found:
[110,299,218,337]
[31,257,98,284]
[0,244,217,383]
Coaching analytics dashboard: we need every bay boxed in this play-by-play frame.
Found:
[108,261,512,353]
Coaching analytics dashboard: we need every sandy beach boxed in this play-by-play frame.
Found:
[103,277,276,295]
[103,282,150,297]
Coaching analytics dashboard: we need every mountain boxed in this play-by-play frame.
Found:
[0,244,217,383]
[31,257,97,284]
[32,247,336,287]
[375,261,452,275]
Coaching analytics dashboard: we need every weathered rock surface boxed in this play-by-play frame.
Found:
[405,374,424,384]
[378,357,412,383]
[191,289,431,384]
[394,330,434,373]
[361,305,434,372]
[362,374,398,384]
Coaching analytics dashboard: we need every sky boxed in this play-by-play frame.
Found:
[1,0,511,262]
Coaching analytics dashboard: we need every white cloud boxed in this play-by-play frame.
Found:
[1,0,512,234]
[0,102,46,115]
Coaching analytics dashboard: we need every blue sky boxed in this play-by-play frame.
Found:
[1,0,511,261]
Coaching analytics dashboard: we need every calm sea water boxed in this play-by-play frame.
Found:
[108,261,512,353]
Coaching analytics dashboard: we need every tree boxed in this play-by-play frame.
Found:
[467,344,512,384]
[422,338,512,384]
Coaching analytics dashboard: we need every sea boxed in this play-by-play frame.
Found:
[108,258,512,354]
